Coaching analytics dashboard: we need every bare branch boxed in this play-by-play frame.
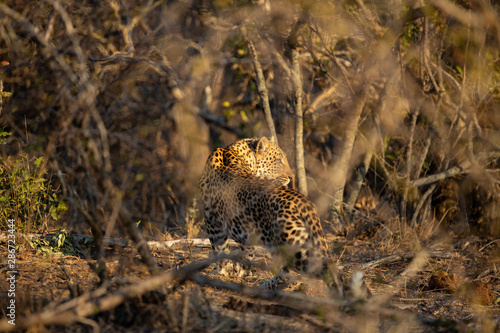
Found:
[0,258,216,332]
[304,84,339,114]
[48,0,88,68]
[422,18,441,95]
[89,55,184,100]
[411,183,437,227]
[199,111,247,137]
[352,0,385,38]
[361,250,455,270]
[241,26,278,144]
[411,151,500,188]
[345,150,373,211]
[412,135,432,180]
[412,163,468,188]
[0,3,75,81]
[120,206,160,274]
[401,109,419,221]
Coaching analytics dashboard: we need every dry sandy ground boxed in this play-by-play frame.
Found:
[0,232,499,332]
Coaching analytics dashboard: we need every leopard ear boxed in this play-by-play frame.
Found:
[270,136,275,143]
[256,137,270,155]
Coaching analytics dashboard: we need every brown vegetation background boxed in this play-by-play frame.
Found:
[2,0,499,239]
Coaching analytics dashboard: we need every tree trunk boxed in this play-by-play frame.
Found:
[288,18,307,195]
[329,85,368,222]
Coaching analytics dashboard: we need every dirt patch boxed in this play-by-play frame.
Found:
[0,233,499,332]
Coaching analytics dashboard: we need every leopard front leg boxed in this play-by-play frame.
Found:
[257,248,292,291]
[234,245,256,278]
[205,212,254,277]
[217,244,256,278]
[205,211,231,275]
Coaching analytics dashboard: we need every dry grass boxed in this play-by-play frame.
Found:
[0,232,499,332]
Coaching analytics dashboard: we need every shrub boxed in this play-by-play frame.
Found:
[0,131,67,233]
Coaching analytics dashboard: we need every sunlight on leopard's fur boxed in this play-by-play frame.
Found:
[198,137,345,294]
[224,137,294,186]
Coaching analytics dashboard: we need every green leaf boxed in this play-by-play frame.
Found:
[240,110,249,122]
[224,109,235,120]
[34,157,44,168]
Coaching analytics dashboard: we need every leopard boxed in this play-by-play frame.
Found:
[198,137,364,296]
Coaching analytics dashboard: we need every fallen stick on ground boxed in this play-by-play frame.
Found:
[0,232,272,255]
[361,251,457,270]
[0,233,234,249]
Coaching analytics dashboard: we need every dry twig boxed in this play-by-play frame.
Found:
[240,26,278,144]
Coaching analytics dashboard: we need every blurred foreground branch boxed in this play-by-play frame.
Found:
[0,258,215,332]
[0,250,433,332]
